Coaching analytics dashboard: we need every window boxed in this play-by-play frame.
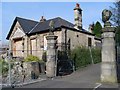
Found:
[22,38,24,52]
[68,38,71,50]
[30,38,37,56]
[43,35,47,50]
[88,37,92,47]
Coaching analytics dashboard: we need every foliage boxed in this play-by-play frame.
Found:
[92,21,102,38]
[110,1,120,26]
[115,27,120,46]
[70,47,91,69]
[70,46,101,69]
[42,51,47,62]
[110,1,120,46]
[91,48,101,64]
[0,59,9,76]
[24,55,40,62]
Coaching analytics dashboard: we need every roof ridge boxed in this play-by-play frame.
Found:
[45,17,74,27]
[28,18,53,34]
[42,17,60,22]
[29,17,62,33]
[16,16,39,23]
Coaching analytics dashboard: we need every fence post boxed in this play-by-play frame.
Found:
[6,50,12,86]
[101,9,117,83]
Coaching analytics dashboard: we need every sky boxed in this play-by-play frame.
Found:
[1,2,114,43]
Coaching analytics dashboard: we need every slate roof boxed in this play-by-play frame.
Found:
[6,17,94,39]
[6,17,38,39]
[29,17,75,34]
[16,17,38,33]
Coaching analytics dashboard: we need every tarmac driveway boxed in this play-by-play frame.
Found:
[20,63,119,89]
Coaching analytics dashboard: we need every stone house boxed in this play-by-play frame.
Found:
[6,3,101,59]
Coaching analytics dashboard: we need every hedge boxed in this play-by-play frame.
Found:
[70,46,101,69]
[91,47,101,64]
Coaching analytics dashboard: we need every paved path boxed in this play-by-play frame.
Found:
[19,63,119,88]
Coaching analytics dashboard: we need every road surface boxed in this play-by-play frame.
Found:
[19,63,119,88]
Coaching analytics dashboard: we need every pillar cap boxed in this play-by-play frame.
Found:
[102,27,115,33]
[104,21,111,27]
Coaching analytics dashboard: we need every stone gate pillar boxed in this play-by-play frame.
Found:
[46,20,58,78]
[101,9,117,83]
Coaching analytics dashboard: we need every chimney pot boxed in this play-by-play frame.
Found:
[40,16,46,22]
[76,3,80,8]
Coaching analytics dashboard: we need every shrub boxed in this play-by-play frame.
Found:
[70,46,101,69]
[0,59,9,76]
[91,48,101,64]
[42,52,47,62]
[24,55,40,62]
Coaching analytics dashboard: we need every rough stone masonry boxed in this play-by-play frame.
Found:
[101,9,117,83]
[46,20,58,78]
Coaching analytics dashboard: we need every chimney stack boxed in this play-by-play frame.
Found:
[74,3,82,30]
[40,16,46,22]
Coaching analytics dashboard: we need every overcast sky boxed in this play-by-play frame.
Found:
[1,2,114,42]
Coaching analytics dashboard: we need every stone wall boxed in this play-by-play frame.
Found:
[5,61,40,84]
[28,30,62,59]
[61,28,96,50]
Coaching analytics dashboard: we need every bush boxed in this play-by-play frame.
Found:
[24,55,40,62]
[70,46,101,69]
[42,52,47,62]
[91,48,101,64]
[0,59,9,76]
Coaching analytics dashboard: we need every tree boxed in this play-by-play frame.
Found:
[92,21,102,38]
[110,1,120,45]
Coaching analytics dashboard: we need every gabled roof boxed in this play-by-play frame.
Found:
[16,17,38,33]
[29,17,74,34]
[6,17,38,39]
[6,16,94,40]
